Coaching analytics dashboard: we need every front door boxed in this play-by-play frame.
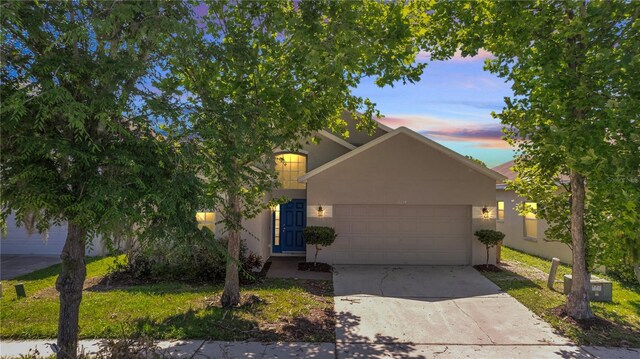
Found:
[280,199,306,252]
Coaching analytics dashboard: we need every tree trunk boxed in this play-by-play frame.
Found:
[55,222,87,359]
[221,190,241,308]
[566,170,594,320]
[486,245,490,265]
[314,245,320,266]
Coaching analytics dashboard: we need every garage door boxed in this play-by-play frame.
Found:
[1,213,105,256]
[331,204,471,265]
[1,214,67,255]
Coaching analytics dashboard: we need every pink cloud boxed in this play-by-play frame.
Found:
[450,49,495,63]
[377,114,451,129]
[379,114,513,149]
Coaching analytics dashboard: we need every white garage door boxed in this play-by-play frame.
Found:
[1,213,105,256]
[331,204,471,265]
[1,214,67,255]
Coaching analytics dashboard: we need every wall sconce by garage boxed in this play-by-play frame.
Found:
[316,205,325,217]
[482,206,490,220]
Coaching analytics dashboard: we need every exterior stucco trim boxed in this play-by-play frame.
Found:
[317,130,357,150]
[299,127,507,183]
[376,120,393,132]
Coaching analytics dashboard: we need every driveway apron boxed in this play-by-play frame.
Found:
[333,265,574,358]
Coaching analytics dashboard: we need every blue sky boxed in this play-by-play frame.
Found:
[353,52,515,168]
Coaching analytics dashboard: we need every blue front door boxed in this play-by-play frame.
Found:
[280,199,306,252]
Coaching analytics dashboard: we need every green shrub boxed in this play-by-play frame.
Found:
[303,226,337,265]
[474,229,505,265]
[115,230,262,283]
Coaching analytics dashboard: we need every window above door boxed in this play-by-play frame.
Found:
[275,153,307,189]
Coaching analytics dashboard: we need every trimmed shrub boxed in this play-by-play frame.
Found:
[474,229,505,265]
[303,226,337,265]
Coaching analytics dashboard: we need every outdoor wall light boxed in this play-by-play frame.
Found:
[482,206,490,219]
[317,205,325,217]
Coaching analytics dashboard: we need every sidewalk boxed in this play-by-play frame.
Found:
[0,340,335,358]
[1,340,639,358]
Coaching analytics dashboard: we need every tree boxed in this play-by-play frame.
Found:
[158,0,430,307]
[303,226,337,265]
[474,229,505,265]
[464,155,487,167]
[1,2,197,357]
[423,0,640,319]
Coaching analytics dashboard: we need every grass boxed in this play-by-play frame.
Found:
[483,246,640,347]
[0,257,334,342]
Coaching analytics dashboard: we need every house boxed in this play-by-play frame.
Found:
[493,160,573,264]
[3,114,506,266]
[1,213,107,256]
[205,115,506,266]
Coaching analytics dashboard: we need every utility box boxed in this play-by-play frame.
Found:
[563,275,612,302]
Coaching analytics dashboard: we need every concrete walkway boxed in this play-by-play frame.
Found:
[0,255,60,280]
[265,256,332,280]
[1,339,638,358]
[0,340,336,358]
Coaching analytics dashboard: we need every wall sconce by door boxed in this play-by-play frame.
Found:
[482,206,490,220]
[316,205,325,217]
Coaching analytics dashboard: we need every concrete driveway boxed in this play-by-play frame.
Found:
[333,265,594,358]
[0,255,60,280]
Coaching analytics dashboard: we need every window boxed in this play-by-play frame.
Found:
[196,212,215,233]
[523,202,537,239]
[497,201,505,221]
[273,204,280,246]
[275,153,306,189]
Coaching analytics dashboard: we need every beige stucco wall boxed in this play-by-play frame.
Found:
[305,132,498,265]
[214,208,272,262]
[304,135,352,172]
[237,132,353,260]
[496,189,573,264]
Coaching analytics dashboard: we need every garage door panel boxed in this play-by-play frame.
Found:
[331,204,471,265]
[348,235,467,251]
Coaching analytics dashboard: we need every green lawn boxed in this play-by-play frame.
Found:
[485,247,640,347]
[0,257,334,342]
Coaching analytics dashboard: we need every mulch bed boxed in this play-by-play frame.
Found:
[550,305,611,331]
[298,262,332,272]
[473,264,503,272]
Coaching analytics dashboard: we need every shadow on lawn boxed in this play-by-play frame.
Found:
[491,263,543,290]
[496,263,640,347]
[130,305,335,343]
[86,277,331,297]
[85,278,335,342]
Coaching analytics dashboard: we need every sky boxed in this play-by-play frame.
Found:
[353,52,515,168]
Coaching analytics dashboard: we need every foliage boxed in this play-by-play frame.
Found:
[484,247,640,347]
[425,0,640,320]
[474,229,505,265]
[156,0,434,307]
[464,155,487,167]
[1,1,199,356]
[303,226,338,247]
[303,226,338,265]
[1,257,335,343]
[117,233,263,284]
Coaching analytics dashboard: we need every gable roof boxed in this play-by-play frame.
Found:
[492,160,570,189]
[492,160,517,184]
[299,127,507,182]
[375,119,392,132]
[317,130,356,150]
